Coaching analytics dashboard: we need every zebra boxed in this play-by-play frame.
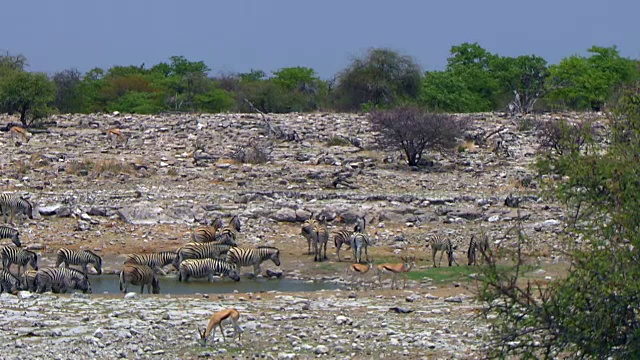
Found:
[0,193,33,224]
[172,242,235,270]
[301,212,318,255]
[213,215,241,246]
[192,217,224,243]
[351,231,371,264]
[35,267,92,294]
[0,269,22,293]
[22,269,38,292]
[178,258,240,282]
[334,216,366,262]
[119,264,160,294]
[226,246,281,277]
[124,252,176,275]
[55,248,103,276]
[467,234,490,266]
[1,246,38,275]
[312,215,329,262]
[427,235,458,267]
[0,226,21,247]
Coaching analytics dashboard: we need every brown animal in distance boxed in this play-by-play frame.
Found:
[198,308,243,344]
[8,126,31,145]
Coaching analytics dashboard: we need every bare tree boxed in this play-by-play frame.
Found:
[370,107,466,166]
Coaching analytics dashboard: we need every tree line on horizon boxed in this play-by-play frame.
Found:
[0,42,638,126]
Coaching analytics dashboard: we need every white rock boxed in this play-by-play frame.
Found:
[124,292,139,299]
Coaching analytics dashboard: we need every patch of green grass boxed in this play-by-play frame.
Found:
[325,136,352,147]
[408,264,540,283]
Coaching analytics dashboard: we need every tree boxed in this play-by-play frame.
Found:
[0,51,28,76]
[492,55,552,114]
[370,107,465,166]
[477,83,640,358]
[334,48,422,111]
[52,68,84,113]
[548,46,638,110]
[0,71,56,126]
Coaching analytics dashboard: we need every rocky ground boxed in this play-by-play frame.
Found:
[0,111,600,359]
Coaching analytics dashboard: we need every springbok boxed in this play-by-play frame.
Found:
[9,126,31,145]
[106,128,127,147]
[376,256,416,290]
[198,308,243,344]
[346,260,374,289]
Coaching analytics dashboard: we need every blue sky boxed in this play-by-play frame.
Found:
[2,0,638,79]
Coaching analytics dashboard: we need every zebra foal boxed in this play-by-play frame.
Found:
[226,246,281,277]
[35,267,91,294]
[1,246,38,275]
[119,264,160,294]
[0,193,33,224]
[0,269,22,293]
[0,226,21,247]
[178,258,240,282]
[55,248,103,276]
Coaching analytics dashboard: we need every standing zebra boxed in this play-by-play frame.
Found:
[334,216,366,262]
[467,234,490,266]
[427,235,458,267]
[0,193,33,224]
[226,246,281,277]
[1,246,38,275]
[0,226,21,247]
[35,267,91,294]
[124,252,176,275]
[172,242,235,270]
[301,212,318,255]
[119,264,160,294]
[350,231,371,264]
[312,215,329,262]
[192,217,224,243]
[214,215,241,246]
[0,269,22,293]
[178,258,240,282]
[55,248,103,276]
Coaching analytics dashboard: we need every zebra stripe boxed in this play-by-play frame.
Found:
[124,252,175,275]
[467,234,490,266]
[172,242,234,270]
[0,226,21,247]
[334,216,366,262]
[35,267,91,294]
[119,264,160,294]
[226,246,281,276]
[1,246,38,275]
[0,193,33,224]
[428,235,457,267]
[312,216,329,262]
[178,258,240,282]
[192,217,224,243]
[0,269,21,293]
[55,248,103,275]
[214,215,241,246]
[350,232,371,264]
[22,269,38,292]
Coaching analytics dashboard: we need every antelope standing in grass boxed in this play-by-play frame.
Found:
[376,256,416,290]
[198,308,243,344]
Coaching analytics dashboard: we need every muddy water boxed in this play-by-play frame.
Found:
[89,275,344,294]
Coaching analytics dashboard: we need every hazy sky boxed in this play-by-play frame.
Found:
[2,0,638,79]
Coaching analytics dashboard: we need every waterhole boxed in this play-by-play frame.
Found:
[89,275,343,294]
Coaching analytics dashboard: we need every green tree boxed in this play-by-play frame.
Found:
[491,55,551,113]
[548,45,638,110]
[478,83,640,359]
[333,48,422,111]
[0,71,56,126]
[194,88,235,113]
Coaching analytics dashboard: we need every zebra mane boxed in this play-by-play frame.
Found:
[84,249,101,258]
[256,245,279,251]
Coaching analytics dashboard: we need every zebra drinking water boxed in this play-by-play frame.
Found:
[35,267,92,294]
[226,246,281,277]
[119,264,160,294]
[178,258,240,282]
